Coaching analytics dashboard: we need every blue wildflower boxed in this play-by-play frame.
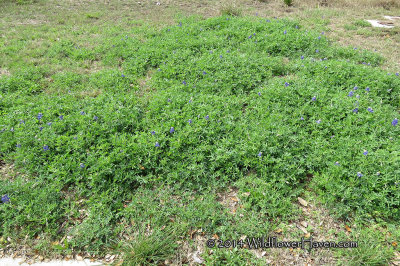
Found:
[392,118,398,126]
[248,35,252,39]
[367,107,373,113]
[47,122,52,126]
[258,92,261,96]
[363,150,368,156]
[356,95,360,99]
[285,82,289,87]
[365,87,370,92]
[151,130,156,135]
[80,111,85,115]
[59,115,63,120]
[167,98,171,102]
[301,55,304,59]
[39,127,44,131]
[353,108,359,113]
[348,91,354,97]
[10,128,14,132]
[220,55,223,58]
[73,136,77,140]
[312,96,316,101]
[376,172,380,176]
[266,19,270,22]
[357,172,363,177]
[295,25,299,29]
[1,195,10,204]
[321,31,325,35]
[203,71,207,75]
[155,142,160,147]
[170,127,175,133]
[300,117,304,120]
[16,144,21,148]
[316,49,319,53]
[20,120,25,124]
[316,119,321,124]
[335,161,340,166]
[354,86,358,90]
[227,50,230,53]
[396,73,399,76]
[80,163,85,168]
[284,30,287,35]
[93,116,98,120]
[258,152,262,157]
[43,145,49,151]
[37,113,43,120]
[318,36,321,40]
[205,115,209,120]
[121,74,125,77]
[188,119,192,125]
[182,81,186,85]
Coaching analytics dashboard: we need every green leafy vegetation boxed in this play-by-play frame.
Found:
[0,15,399,264]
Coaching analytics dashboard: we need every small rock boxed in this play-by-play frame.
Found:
[298,197,308,207]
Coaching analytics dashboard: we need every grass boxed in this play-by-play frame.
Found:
[0,0,399,265]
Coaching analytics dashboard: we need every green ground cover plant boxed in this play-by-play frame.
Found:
[0,15,399,264]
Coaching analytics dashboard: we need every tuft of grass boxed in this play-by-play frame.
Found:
[284,0,294,7]
[219,2,242,17]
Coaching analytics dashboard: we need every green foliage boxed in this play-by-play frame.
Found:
[284,0,293,7]
[0,15,399,260]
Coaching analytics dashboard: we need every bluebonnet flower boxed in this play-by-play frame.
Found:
[396,73,399,76]
[43,145,49,151]
[80,163,85,168]
[205,115,209,120]
[80,111,85,115]
[285,82,289,87]
[227,50,230,53]
[47,122,52,126]
[188,119,192,125]
[220,55,223,58]
[354,47,357,50]
[158,68,161,71]
[357,172,363,177]
[300,117,304,120]
[203,71,207,75]
[376,172,380,176]
[155,142,160,147]
[363,150,368,156]
[321,31,325,35]
[167,98,171,102]
[59,115,63,120]
[121,74,125,78]
[312,96,316,101]
[73,136,77,140]
[368,63,371,66]
[295,25,299,29]
[178,22,182,27]
[1,195,10,204]
[356,95,360,99]
[20,120,25,124]
[189,99,192,103]
[316,119,321,124]
[253,33,256,36]
[335,161,340,166]
[167,29,170,31]
[170,127,175,133]
[182,81,186,85]
[353,108,358,113]
[16,144,21,148]
[354,86,358,90]
[10,128,14,132]
[93,116,98,120]
[258,152,262,157]
[151,130,156,135]
[248,35,252,39]
[209,50,213,53]
[348,91,354,97]
[316,49,319,53]
[365,87,370,92]
[258,92,261,96]
[284,30,287,35]
[367,107,373,113]
[39,127,44,131]
[301,55,304,59]
[392,118,398,126]
[318,36,321,40]
[266,19,270,22]
[37,113,43,120]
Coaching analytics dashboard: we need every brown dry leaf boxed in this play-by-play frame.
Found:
[213,234,219,239]
[231,196,239,202]
[189,229,197,239]
[139,165,145,170]
[392,241,398,247]
[345,225,352,232]
[160,225,166,231]
[298,197,308,207]
[274,228,283,234]
[304,233,311,238]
